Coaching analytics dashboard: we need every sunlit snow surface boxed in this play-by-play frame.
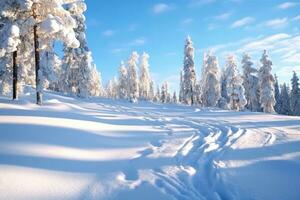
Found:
[0,90,300,200]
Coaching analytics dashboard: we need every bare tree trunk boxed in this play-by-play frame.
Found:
[33,24,42,105]
[33,4,42,105]
[12,51,18,100]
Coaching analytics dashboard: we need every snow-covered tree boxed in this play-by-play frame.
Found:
[149,80,155,101]
[127,51,139,102]
[201,53,221,107]
[182,36,196,105]
[154,85,160,102]
[117,61,128,99]
[290,71,300,116]
[274,74,281,113]
[173,91,178,103]
[161,82,168,103]
[241,53,260,111]
[106,77,118,99]
[139,52,152,100]
[60,1,100,98]
[220,68,229,103]
[279,83,291,115]
[89,66,103,97]
[258,50,276,113]
[0,0,24,99]
[225,55,247,110]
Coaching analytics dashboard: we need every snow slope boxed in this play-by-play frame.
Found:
[0,90,300,200]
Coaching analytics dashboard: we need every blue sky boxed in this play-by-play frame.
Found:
[84,0,300,92]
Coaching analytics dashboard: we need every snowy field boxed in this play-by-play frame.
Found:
[0,90,300,200]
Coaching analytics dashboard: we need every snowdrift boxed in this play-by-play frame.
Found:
[0,90,299,200]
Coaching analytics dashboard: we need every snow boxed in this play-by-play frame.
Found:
[0,89,300,200]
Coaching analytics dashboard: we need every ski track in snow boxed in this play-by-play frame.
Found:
[0,92,300,200]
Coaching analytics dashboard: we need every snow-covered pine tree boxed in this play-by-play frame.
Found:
[154,85,160,102]
[279,83,291,115]
[89,66,103,97]
[173,91,178,103]
[290,71,300,116]
[139,52,152,100]
[258,50,276,113]
[225,55,247,111]
[127,51,139,103]
[0,0,24,99]
[31,0,80,104]
[149,80,155,101]
[160,82,167,103]
[201,53,221,107]
[60,1,100,98]
[220,67,229,103]
[117,61,128,99]
[194,83,202,105]
[274,74,281,113]
[241,53,260,111]
[182,36,196,105]
[106,77,118,99]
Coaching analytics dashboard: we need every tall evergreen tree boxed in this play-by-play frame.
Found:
[279,83,291,115]
[127,51,139,102]
[182,36,196,105]
[139,52,152,100]
[225,55,247,110]
[60,1,100,98]
[274,74,281,113]
[241,53,260,111]
[117,61,128,99]
[201,53,221,107]
[258,50,276,113]
[290,71,300,116]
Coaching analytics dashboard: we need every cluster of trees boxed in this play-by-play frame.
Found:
[0,0,103,105]
[274,72,300,116]
[104,51,180,104]
[0,2,298,116]
[179,36,300,115]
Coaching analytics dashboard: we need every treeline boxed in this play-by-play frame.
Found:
[104,36,300,116]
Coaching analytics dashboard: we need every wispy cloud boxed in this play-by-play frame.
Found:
[180,18,194,26]
[214,12,232,20]
[277,2,299,9]
[231,17,255,28]
[129,37,147,46]
[208,23,218,30]
[264,17,288,28]
[102,29,117,37]
[152,3,173,14]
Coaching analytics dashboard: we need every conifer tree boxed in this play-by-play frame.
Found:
[258,50,276,113]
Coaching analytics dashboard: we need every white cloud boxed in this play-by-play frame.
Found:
[214,12,232,20]
[152,3,173,14]
[265,17,288,28]
[102,30,116,37]
[129,37,147,46]
[292,15,300,21]
[277,2,299,9]
[231,17,255,28]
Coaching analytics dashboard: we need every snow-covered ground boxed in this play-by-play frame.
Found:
[0,90,300,200]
